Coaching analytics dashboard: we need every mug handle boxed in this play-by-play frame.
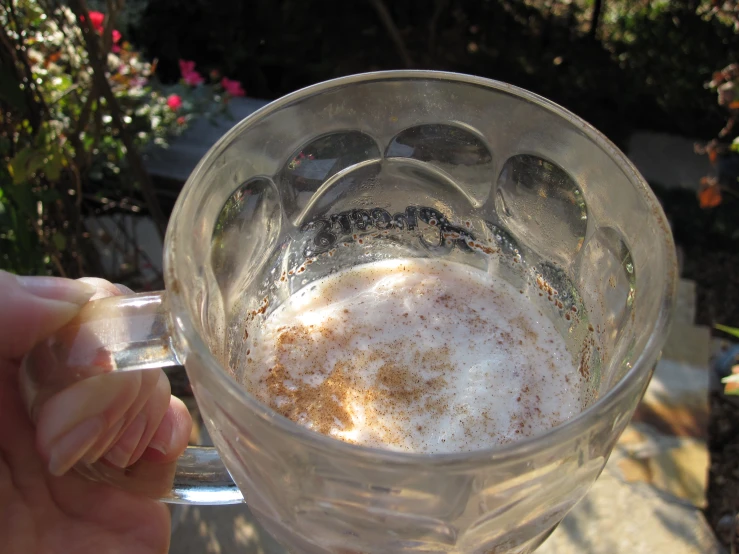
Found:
[20,292,244,505]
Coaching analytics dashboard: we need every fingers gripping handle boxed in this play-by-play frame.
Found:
[20,291,244,505]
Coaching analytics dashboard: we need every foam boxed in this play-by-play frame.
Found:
[243,259,582,453]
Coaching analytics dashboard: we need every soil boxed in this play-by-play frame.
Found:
[705,389,739,550]
[687,246,739,551]
[659,187,739,551]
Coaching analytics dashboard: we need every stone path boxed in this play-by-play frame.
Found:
[169,504,285,554]
[539,466,721,554]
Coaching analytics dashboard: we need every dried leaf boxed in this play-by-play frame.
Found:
[722,369,739,395]
[698,184,722,208]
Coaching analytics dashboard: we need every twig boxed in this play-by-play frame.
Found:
[108,212,163,281]
[101,0,120,54]
[68,163,86,276]
[28,217,66,277]
[428,0,449,55]
[69,91,95,170]
[70,0,167,239]
[368,0,414,68]
[50,84,81,105]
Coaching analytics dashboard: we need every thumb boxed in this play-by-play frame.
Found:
[0,271,96,361]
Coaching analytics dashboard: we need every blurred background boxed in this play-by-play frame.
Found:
[1,0,738,550]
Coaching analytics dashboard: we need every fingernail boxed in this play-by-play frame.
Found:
[16,276,96,306]
[82,417,127,464]
[48,416,106,476]
[148,416,173,455]
[104,413,147,468]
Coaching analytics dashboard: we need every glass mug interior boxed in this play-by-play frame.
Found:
[162,71,675,553]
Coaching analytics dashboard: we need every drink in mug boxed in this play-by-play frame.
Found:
[236,256,594,453]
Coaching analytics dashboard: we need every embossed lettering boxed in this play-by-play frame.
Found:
[392,206,418,230]
[351,209,372,231]
[370,208,392,229]
[300,205,480,257]
[330,213,352,234]
[301,218,336,257]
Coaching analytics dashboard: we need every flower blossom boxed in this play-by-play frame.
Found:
[82,11,122,51]
[167,94,183,111]
[221,77,245,97]
[179,59,205,86]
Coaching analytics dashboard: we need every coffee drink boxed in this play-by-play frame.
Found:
[242,258,583,454]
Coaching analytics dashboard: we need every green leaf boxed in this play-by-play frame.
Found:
[44,152,63,181]
[8,146,46,185]
[52,231,66,251]
[3,180,36,216]
[715,324,739,339]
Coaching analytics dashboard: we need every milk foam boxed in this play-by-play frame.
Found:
[244,259,582,454]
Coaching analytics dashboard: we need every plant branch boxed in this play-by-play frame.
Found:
[28,216,66,277]
[69,0,167,239]
[368,0,414,68]
[428,0,449,56]
[108,212,164,281]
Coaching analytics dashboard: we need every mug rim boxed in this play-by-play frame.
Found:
[165,70,678,464]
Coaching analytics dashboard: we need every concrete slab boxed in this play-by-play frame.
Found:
[538,467,724,554]
[625,131,710,191]
[169,504,287,554]
[662,322,712,369]
[144,97,270,182]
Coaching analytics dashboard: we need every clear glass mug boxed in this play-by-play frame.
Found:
[22,71,676,553]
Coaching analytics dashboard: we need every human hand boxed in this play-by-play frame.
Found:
[0,271,192,554]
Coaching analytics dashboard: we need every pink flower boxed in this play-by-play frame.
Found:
[167,94,183,111]
[88,11,105,32]
[177,116,187,125]
[179,60,196,76]
[178,59,204,86]
[221,77,245,97]
[81,11,122,48]
[184,71,204,86]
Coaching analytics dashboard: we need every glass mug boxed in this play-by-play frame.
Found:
[22,71,676,554]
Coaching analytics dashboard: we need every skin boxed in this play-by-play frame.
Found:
[0,272,193,554]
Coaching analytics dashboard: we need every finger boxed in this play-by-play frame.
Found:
[102,370,171,468]
[36,371,146,476]
[141,396,193,463]
[0,271,95,361]
[81,369,161,464]
[20,277,136,417]
[76,278,133,299]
